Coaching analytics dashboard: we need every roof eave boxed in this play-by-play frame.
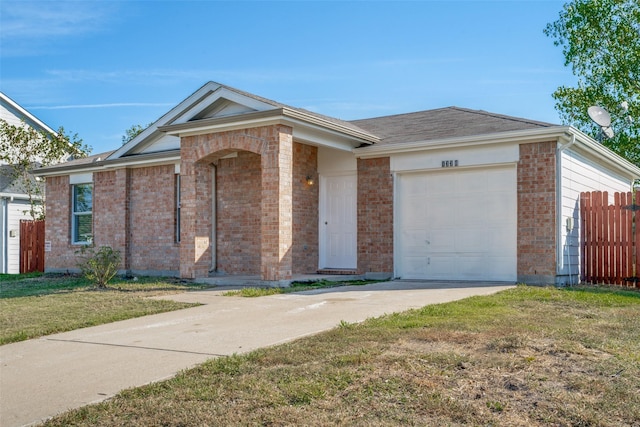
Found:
[159,108,379,147]
[354,126,570,158]
[33,150,181,177]
[354,125,640,180]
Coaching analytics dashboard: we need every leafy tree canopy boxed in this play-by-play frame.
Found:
[0,119,90,220]
[544,0,639,167]
[121,123,152,145]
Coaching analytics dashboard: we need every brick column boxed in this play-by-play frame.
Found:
[179,158,196,278]
[517,141,557,284]
[357,157,394,277]
[260,125,293,281]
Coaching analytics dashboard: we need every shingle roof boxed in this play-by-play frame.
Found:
[350,106,556,145]
[0,164,43,195]
[34,151,116,174]
[215,83,377,139]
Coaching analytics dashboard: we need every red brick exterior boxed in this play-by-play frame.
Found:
[292,143,318,274]
[43,134,562,284]
[44,165,181,275]
[180,125,295,281]
[44,175,74,270]
[217,151,262,275]
[517,141,557,284]
[128,165,179,273]
[93,170,129,269]
[357,157,394,275]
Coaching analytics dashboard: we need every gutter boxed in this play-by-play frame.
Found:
[353,126,572,158]
[0,193,40,201]
[32,150,181,178]
[556,133,577,285]
[353,126,640,179]
[1,198,6,274]
[159,108,379,145]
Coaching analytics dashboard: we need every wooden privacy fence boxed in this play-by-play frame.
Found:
[20,219,45,273]
[580,191,639,286]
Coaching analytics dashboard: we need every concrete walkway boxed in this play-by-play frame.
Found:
[0,281,513,427]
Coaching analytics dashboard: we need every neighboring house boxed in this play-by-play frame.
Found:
[34,82,640,285]
[0,92,52,274]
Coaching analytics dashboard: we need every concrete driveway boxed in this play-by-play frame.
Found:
[0,281,513,427]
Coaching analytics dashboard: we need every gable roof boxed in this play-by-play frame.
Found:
[111,81,378,160]
[350,107,555,145]
[0,164,44,197]
[0,92,56,136]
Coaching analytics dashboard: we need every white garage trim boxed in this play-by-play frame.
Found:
[394,165,517,281]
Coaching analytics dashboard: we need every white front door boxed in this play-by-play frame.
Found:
[319,174,357,269]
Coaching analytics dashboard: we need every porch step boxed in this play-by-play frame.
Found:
[317,269,359,275]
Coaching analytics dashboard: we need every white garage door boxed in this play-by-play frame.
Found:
[397,166,517,281]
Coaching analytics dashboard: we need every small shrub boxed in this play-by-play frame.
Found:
[76,246,121,288]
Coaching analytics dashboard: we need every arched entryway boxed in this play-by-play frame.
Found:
[178,125,295,283]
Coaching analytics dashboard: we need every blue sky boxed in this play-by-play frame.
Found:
[1,0,575,155]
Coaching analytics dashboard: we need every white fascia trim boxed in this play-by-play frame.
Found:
[0,192,41,201]
[354,126,572,159]
[163,113,371,151]
[34,154,181,177]
[566,127,640,180]
[170,87,277,125]
[108,82,224,160]
[0,92,57,135]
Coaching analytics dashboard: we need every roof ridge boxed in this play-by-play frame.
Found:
[213,82,377,138]
[350,106,455,123]
[448,106,554,127]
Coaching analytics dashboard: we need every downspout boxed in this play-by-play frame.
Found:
[1,197,6,274]
[556,133,577,286]
[211,164,217,273]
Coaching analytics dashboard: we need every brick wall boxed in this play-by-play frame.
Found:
[357,157,394,275]
[217,151,261,275]
[517,141,557,284]
[292,143,318,274]
[180,125,295,280]
[128,165,180,274]
[93,169,128,269]
[44,175,75,271]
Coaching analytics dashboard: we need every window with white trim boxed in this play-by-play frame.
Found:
[72,183,93,244]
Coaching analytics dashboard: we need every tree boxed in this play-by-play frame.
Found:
[0,119,89,220]
[544,0,639,167]
[121,123,151,145]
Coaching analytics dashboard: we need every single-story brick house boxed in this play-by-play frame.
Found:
[35,82,640,285]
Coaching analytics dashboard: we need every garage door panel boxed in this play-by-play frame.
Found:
[429,174,456,194]
[428,202,456,227]
[424,255,455,279]
[429,229,456,252]
[458,201,484,226]
[402,229,429,255]
[487,227,516,255]
[403,256,429,278]
[457,228,488,252]
[463,171,488,193]
[397,167,516,282]
[457,256,486,278]
[487,169,514,191]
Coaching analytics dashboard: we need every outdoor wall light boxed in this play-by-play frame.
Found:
[306,175,315,186]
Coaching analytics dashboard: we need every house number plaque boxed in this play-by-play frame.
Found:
[441,160,459,167]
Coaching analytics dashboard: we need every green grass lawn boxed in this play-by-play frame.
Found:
[40,284,640,427]
[0,274,205,345]
[222,279,382,297]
